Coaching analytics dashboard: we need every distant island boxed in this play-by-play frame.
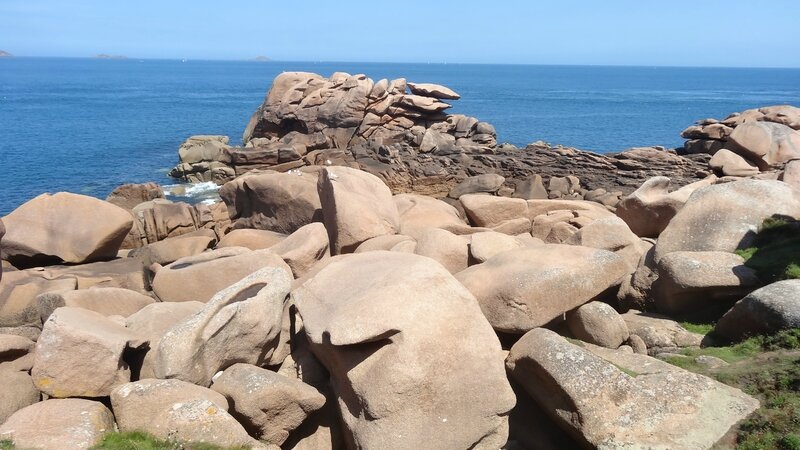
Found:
[254,56,271,62]
[94,54,128,60]
[0,50,13,58]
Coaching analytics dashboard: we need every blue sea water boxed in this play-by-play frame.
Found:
[1,58,799,214]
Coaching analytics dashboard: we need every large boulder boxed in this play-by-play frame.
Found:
[528,199,614,243]
[211,363,326,446]
[317,166,400,254]
[715,280,800,341]
[154,267,291,386]
[654,180,800,261]
[621,310,704,354]
[31,307,147,397]
[150,399,265,448]
[220,171,322,234]
[0,270,77,327]
[36,287,155,323]
[564,216,646,272]
[654,251,760,315]
[448,174,505,198]
[151,247,291,302]
[709,149,759,177]
[268,222,330,278]
[0,371,40,425]
[393,193,466,234]
[216,228,286,250]
[177,135,230,164]
[566,301,629,349]
[124,301,205,379]
[293,252,515,449]
[127,199,228,248]
[110,378,229,432]
[136,233,215,268]
[0,399,115,450]
[410,227,469,274]
[615,176,716,238]
[506,328,759,449]
[469,231,531,263]
[407,82,461,100]
[2,192,133,267]
[106,182,165,210]
[47,257,147,292]
[455,245,630,334]
[460,194,528,228]
[728,121,800,169]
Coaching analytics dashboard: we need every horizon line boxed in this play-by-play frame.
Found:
[2,54,800,71]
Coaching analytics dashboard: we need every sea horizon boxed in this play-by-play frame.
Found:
[1,58,799,214]
[5,55,800,70]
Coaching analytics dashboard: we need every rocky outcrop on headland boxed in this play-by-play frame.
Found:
[169,72,712,203]
[680,105,800,176]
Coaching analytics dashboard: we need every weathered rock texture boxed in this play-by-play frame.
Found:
[32,307,147,397]
[0,399,115,450]
[293,252,515,449]
[456,245,630,334]
[211,363,326,445]
[507,328,759,449]
[154,266,291,386]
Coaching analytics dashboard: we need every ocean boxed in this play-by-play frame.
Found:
[1,58,799,215]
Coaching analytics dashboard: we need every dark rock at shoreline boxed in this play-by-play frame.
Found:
[167,72,713,207]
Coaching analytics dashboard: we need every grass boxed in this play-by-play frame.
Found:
[681,321,715,335]
[88,432,251,450]
[660,326,800,449]
[736,216,800,283]
[0,441,14,450]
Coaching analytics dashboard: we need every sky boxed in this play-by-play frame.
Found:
[1,0,799,68]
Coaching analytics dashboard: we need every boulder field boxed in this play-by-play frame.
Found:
[2,72,800,449]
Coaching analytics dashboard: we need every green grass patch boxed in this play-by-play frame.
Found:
[737,216,800,283]
[681,321,715,335]
[0,440,14,450]
[90,432,251,450]
[662,327,800,449]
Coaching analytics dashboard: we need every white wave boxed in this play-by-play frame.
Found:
[163,181,220,197]
[163,182,221,206]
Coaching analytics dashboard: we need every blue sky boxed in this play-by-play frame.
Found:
[1,0,799,68]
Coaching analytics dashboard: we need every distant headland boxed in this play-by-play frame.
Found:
[0,50,13,57]
[94,54,128,60]
[253,56,271,62]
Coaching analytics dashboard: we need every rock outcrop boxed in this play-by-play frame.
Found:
[680,105,800,173]
[169,73,711,204]
[715,280,800,341]
[0,399,115,450]
[294,252,515,449]
[154,267,291,386]
[507,328,759,449]
[455,245,630,334]
[2,192,133,267]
